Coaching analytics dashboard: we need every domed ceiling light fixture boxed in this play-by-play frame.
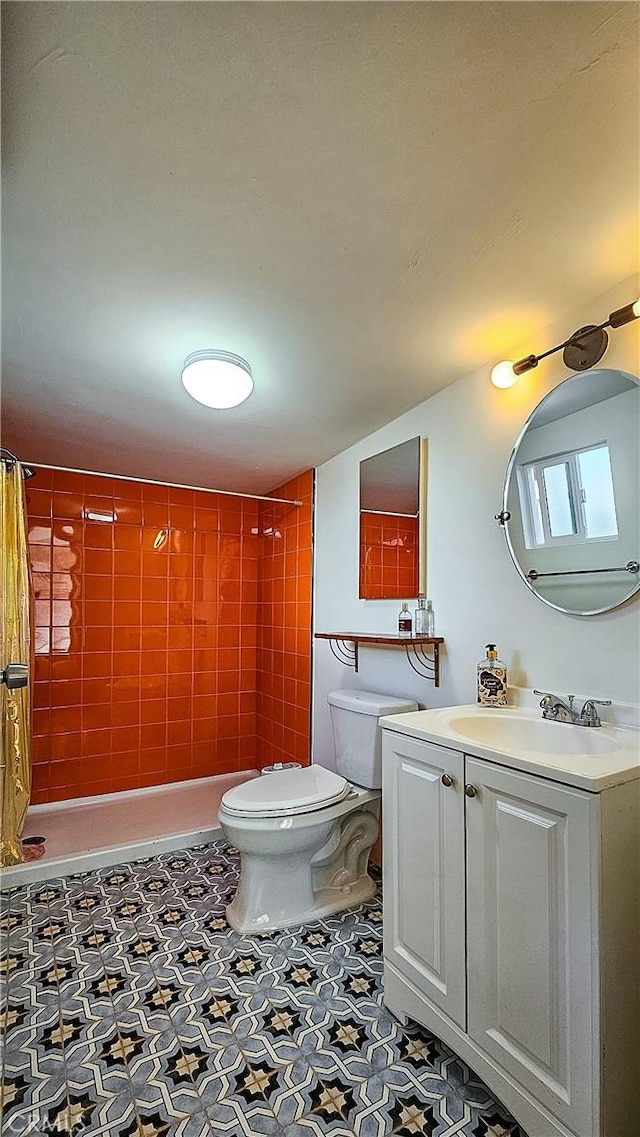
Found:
[490,298,640,389]
[181,350,254,409]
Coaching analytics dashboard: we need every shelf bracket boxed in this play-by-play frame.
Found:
[327,638,359,672]
[404,642,440,686]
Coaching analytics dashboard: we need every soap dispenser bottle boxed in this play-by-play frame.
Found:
[477,644,507,706]
[398,602,412,638]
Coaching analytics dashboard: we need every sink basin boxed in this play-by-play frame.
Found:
[381,703,639,792]
[448,713,621,757]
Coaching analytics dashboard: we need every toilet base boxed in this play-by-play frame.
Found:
[226,871,376,935]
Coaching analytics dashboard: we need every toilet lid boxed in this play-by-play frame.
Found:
[221,764,349,816]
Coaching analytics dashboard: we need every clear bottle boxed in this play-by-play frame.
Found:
[477,643,508,706]
[414,596,435,636]
[398,602,412,638]
[424,599,435,636]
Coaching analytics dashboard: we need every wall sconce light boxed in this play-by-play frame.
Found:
[491,298,640,388]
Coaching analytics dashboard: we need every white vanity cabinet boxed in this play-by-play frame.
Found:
[382,726,640,1137]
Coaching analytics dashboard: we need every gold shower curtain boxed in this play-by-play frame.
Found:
[0,462,31,866]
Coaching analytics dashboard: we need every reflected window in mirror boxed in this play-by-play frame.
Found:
[359,437,427,600]
[517,442,619,549]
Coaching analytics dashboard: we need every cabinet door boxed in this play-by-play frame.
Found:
[465,757,597,1137]
[382,733,466,1027]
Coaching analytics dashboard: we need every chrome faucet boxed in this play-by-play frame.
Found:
[533,691,612,728]
[534,691,579,724]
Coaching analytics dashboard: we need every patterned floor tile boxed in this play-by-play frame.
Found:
[284,1115,357,1137]
[2,839,527,1137]
[121,1106,213,1136]
[2,1079,69,1132]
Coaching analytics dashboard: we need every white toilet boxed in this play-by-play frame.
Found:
[218,688,418,934]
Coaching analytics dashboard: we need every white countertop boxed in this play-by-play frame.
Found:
[380,704,640,792]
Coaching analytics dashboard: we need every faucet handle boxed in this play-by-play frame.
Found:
[579,698,612,727]
[534,689,574,704]
[533,690,557,716]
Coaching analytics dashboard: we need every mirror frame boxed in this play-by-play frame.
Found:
[358,437,428,601]
[418,436,428,597]
[500,371,640,617]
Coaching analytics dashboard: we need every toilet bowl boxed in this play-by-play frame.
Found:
[219,766,379,933]
[218,688,418,934]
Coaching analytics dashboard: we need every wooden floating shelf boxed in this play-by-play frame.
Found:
[315,633,444,646]
[315,633,444,686]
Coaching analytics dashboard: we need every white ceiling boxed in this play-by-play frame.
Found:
[2,1,639,494]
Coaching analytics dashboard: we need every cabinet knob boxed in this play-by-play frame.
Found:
[464,784,478,798]
[441,773,454,788]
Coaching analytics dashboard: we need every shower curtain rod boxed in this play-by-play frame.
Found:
[0,446,36,478]
[12,460,303,506]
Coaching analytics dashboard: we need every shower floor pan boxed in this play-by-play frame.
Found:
[0,771,258,888]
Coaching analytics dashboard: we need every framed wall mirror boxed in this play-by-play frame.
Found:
[501,368,639,615]
[359,436,427,600]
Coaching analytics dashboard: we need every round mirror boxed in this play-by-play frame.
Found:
[501,368,640,616]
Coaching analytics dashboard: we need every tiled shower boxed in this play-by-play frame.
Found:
[26,468,314,805]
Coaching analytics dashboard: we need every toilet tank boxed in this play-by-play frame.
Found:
[328,688,418,789]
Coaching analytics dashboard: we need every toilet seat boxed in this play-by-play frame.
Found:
[220,764,350,818]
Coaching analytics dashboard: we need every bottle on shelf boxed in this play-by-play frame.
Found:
[477,643,508,706]
[424,600,435,636]
[416,595,436,641]
[398,602,412,638]
[415,596,435,637]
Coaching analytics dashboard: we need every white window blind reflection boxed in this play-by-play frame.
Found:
[542,462,576,538]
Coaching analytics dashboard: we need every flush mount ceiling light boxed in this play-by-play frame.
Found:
[181,350,254,409]
[490,298,640,389]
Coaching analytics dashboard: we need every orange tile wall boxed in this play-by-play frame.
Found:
[26,468,314,804]
[359,512,418,600]
[256,471,314,768]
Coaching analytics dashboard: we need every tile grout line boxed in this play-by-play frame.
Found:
[83,859,218,1133]
[64,869,153,1136]
[117,848,318,1131]
[118,851,275,1131]
[80,864,212,1132]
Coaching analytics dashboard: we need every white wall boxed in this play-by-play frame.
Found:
[313,277,640,767]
